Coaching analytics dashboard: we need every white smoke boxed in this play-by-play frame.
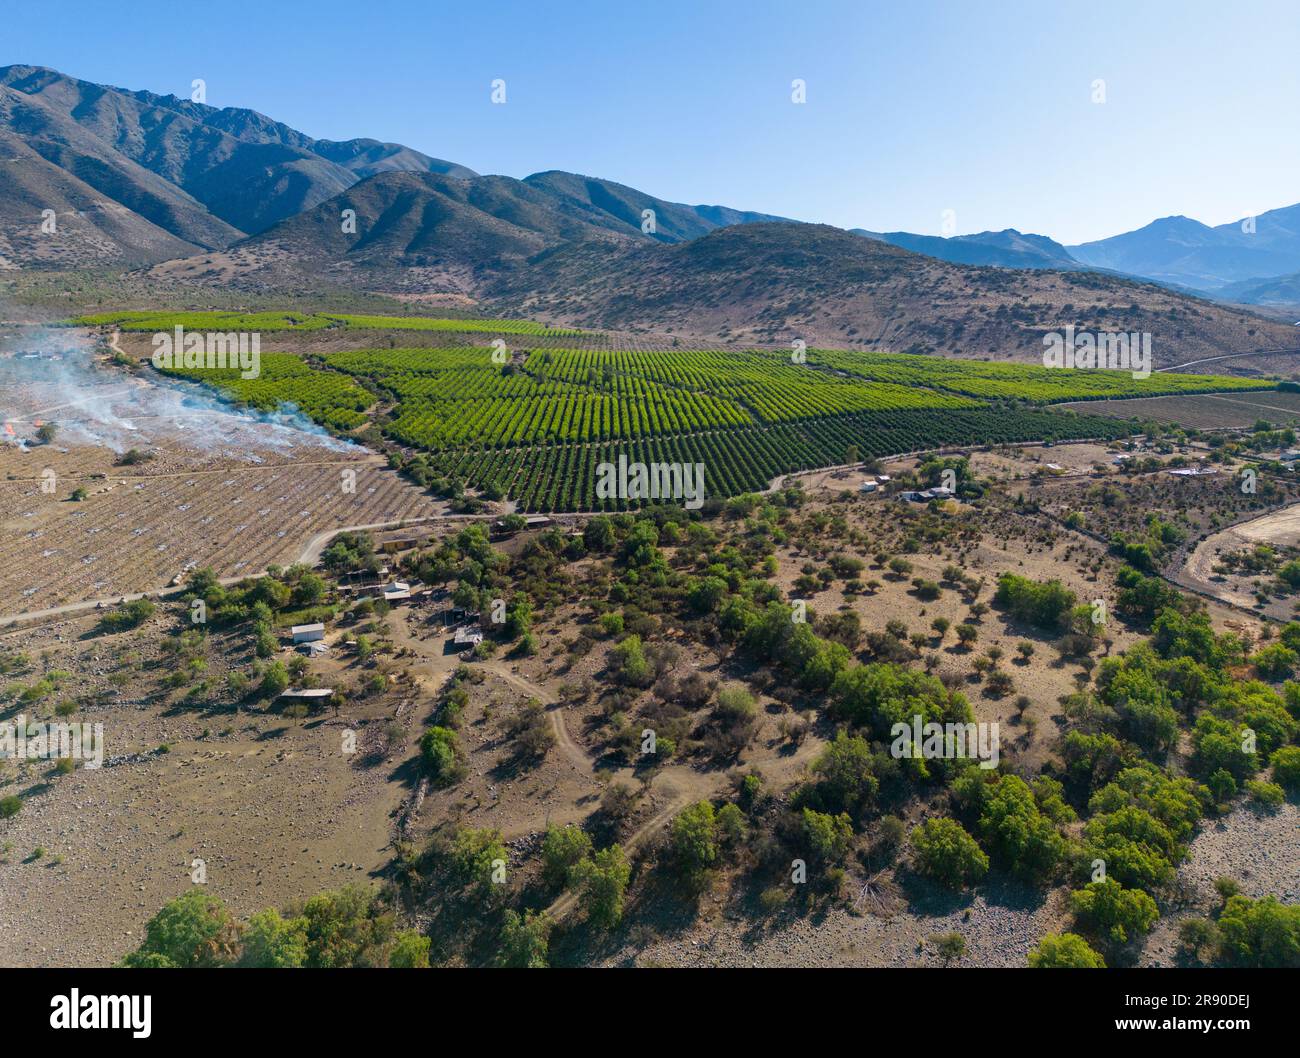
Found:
[0,319,359,458]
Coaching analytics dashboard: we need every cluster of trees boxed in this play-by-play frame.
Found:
[122,886,429,968]
[97,596,156,633]
[993,572,1076,629]
[541,824,631,931]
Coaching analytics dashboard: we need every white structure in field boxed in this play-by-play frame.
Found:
[454,625,484,647]
[291,623,325,644]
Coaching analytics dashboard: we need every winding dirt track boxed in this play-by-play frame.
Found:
[383,608,825,922]
[1174,498,1300,615]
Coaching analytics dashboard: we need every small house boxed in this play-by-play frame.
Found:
[454,625,484,647]
[291,623,325,644]
[859,481,878,493]
[278,688,332,701]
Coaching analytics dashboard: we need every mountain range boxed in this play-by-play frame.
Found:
[1069,205,1300,293]
[2,64,1299,352]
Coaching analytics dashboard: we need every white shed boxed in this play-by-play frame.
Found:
[291,623,325,644]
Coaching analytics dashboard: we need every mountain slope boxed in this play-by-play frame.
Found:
[485,222,1300,361]
[147,168,791,289]
[0,64,477,262]
[0,84,237,266]
[522,170,789,242]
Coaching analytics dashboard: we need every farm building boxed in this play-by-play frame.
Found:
[859,481,878,493]
[278,688,333,701]
[382,581,412,602]
[454,625,484,647]
[291,623,325,644]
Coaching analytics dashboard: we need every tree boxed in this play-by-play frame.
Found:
[292,572,327,607]
[420,726,463,786]
[1178,918,1221,964]
[584,516,616,553]
[260,659,289,698]
[716,802,749,846]
[300,884,394,967]
[576,845,631,930]
[121,891,238,968]
[804,731,879,818]
[670,801,719,881]
[36,422,57,444]
[910,817,988,890]
[1216,895,1300,967]
[1271,746,1300,789]
[1069,879,1159,944]
[609,634,651,686]
[976,775,1066,884]
[994,573,1076,629]
[802,807,854,863]
[99,596,155,633]
[498,909,551,968]
[238,909,308,968]
[541,824,592,890]
[449,828,507,893]
[389,930,431,968]
[1027,932,1106,968]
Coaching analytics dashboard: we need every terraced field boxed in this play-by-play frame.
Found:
[0,451,441,612]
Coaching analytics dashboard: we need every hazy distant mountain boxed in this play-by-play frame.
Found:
[1069,204,1300,290]
[1217,269,1300,310]
[484,221,1299,360]
[0,64,476,263]
[853,228,1080,270]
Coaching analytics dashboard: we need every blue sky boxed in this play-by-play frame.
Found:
[4,0,1296,244]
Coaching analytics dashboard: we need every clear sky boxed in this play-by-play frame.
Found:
[4,0,1296,244]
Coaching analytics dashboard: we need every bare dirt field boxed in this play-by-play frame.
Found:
[0,607,440,967]
[1058,390,1300,429]
[1177,500,1300,618]
[0,445,444,615]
